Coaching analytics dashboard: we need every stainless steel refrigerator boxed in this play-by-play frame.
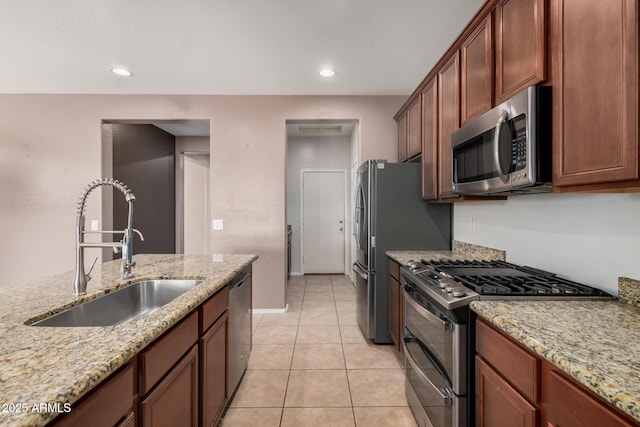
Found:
[352,160,451,343]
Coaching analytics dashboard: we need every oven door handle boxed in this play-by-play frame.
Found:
[403,286,450,331]
[352,263,368,280]
[403,335,453,406]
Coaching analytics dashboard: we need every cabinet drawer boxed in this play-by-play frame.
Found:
[388,258,400,282]
[476,319,539,402]
[200,286,229,334]
[55,363,134,427]
[140,310,198,395]
[546,366,635,427]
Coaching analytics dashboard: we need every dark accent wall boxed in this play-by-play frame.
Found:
[112,124,176,254]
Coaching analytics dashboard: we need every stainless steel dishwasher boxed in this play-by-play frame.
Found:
[227,266,252,396]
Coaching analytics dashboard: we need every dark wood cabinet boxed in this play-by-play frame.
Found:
[461,16,494,124]
[53,364,135,427]
[542,363,636,427]
[199,285,230,427]
[421,78,439,201]
[437,52,461,200]
[551,0,639,190]
[476,356,538,427]
[407,96,422,159]
[387,258,404,360]
[397,111,408,162]
[495,0,546,103]
[477,318,640,427]
[141,345,199,427]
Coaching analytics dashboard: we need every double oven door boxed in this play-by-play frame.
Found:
[402,274,467,427]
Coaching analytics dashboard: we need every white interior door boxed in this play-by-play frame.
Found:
[184,154,210,254]
[302,170,346,274]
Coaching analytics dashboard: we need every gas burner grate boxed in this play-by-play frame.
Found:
[418,259,608,296]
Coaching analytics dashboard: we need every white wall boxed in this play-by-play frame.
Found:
[454,193,640,295]
[286,135,352,274]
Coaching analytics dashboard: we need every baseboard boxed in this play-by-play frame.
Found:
[290,272,303,276]
[252,304,289,314]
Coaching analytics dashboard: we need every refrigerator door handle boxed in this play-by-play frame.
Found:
[352,263,368,280]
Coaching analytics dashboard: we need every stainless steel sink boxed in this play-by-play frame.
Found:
[31,279,202,327]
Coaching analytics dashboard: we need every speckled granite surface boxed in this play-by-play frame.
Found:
[471,300,640,423]
[387,240,506,266]
[0,253,257,427]
[619,277,640,308]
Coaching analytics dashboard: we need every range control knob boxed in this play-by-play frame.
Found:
[452,290,465,297]
[439,282,447,289]
[445,286,454,293]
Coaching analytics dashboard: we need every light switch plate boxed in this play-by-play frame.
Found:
[213,219,224,230]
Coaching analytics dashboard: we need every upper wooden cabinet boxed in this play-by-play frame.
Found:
[495,0,546,103]
[397,96,422,162]
[461,16,494,124]
[421,78,439,200]
[438,52,461,200]
[551,0,639,190]
[397,111,408,162]
[406,96,422,159]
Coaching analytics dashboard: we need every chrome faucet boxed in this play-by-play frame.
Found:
[72,178,144,296]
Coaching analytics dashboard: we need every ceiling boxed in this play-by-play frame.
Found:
[1,0,485,95]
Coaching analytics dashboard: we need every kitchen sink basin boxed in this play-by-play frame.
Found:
[30,279,202,327]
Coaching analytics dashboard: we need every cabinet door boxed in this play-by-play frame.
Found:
[421,78,439,200]
[552,0,638,188]
[438,52,461,200]
[495,0,546,103]
[141,345,199,427]
[397,112,408,162]
[388,275,400,352]
[200,311,228,427]
[461,16,494,123]
[407,96,422,159]
[476,356,537,427]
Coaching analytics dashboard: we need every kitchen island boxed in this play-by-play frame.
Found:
[0,253,257,426]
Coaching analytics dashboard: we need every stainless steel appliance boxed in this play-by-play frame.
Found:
[228,266,252,395]
[451,86,552,196]
[353,160,451,343]
[401,259,612,427]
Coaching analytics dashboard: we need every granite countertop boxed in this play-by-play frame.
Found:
[0,253,257,427]
[471,300,640,423]
[387,240,507,265]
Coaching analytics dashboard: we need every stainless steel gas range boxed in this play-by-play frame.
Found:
[401,259,613,427]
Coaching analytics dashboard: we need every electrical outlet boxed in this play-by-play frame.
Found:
[471,217,477,233]
[91,219,100,231]
[213,219,224,230]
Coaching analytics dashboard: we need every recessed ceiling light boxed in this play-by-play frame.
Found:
[319,68,336,77]
[111,67,133,77]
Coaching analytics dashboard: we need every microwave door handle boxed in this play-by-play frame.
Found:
[493,111,510,184]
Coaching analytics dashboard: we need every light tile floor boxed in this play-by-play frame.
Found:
[221,274,417,427]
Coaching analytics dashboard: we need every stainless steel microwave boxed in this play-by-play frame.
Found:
[451,86,552,196]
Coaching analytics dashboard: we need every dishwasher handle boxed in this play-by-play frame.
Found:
[229,269,250,288]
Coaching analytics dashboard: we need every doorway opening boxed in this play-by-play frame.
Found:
[101,119,210,260]
[285,119,360,276]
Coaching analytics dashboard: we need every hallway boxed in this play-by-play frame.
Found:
[221,274,417,426]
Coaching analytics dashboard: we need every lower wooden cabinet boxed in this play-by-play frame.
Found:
[141,345,199,427]
[387,258,404,356]
[476,318,639,427]
[53,363,135,427]
[542,363,636,427]
[200,311,228,427]
[476,356,537,427]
